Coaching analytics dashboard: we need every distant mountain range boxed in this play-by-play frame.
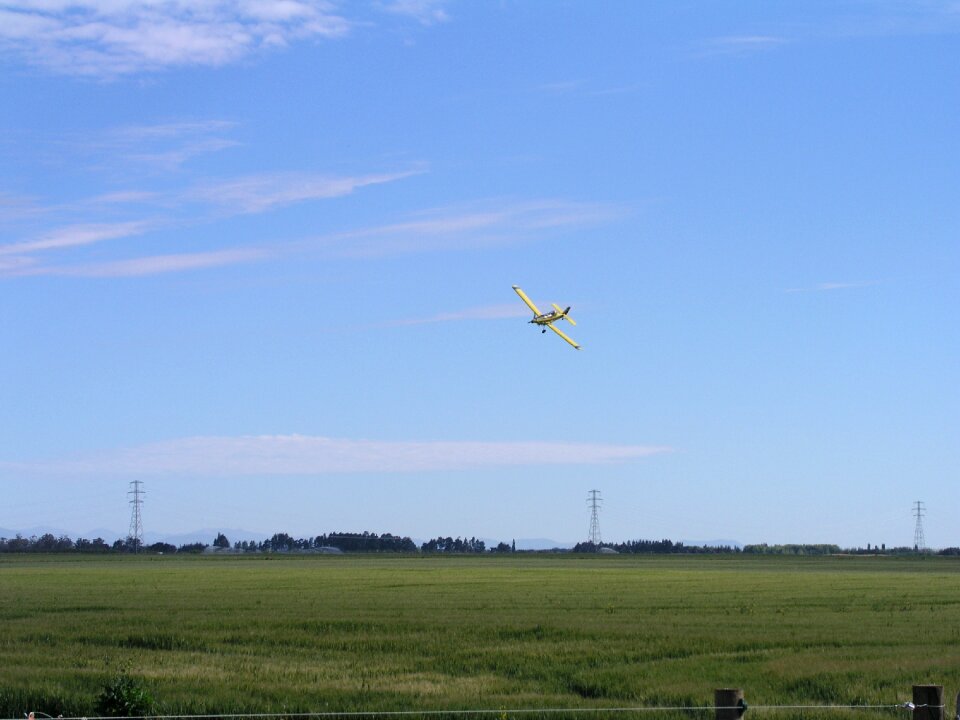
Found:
[508,538,575,551]
[0,525,79,540]
[681,538,742,548]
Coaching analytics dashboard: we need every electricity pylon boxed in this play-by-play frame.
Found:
[128,481,145,553]
[587,489,602,545]
[912,500,925,551]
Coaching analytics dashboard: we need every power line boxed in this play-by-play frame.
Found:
[587,489,602,545]
[128,481,145,553]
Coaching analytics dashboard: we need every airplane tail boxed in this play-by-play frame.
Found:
[552,303,576,325]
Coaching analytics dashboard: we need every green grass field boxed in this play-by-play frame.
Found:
[2,554,959,719]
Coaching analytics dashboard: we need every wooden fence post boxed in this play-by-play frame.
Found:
[912,685,943,720]
[715,688,745,720]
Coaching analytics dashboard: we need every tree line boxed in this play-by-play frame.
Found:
[741,542,954,555]
[0,531,421,555]
[235,531,419,553]
[572,538,738,554]
[0,530,506,555]
[2,531,956,556]
[0,531,485,555]
[0,533,206,554]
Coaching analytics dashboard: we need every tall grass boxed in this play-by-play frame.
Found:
[1,554,958,717]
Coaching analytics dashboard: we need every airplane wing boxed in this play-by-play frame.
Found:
[548,323,581,350]
[512,285,542,316]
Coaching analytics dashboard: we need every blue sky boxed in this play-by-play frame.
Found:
[1,1,957,548]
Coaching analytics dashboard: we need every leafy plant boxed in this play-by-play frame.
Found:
[95,669,154,717]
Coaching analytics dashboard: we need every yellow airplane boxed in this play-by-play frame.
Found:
[512,285,581,350]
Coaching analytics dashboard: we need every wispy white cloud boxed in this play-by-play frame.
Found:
[318,199,624,258]
[108,120,238,142]
[698,4,960,59]
[0,255,36,273]
[187,169,424,215]
[0,161,424,278]
[2,110,612,281]
[28,247,270,278]
[0,191,46,223]
[125,138,242,173]
[380,0,450,27]
[15,119,241,181]
[84,120,241,172]
[2,434,672,476]
[1,194,618,279]
[90,190,160,205]
[0,1,351,77]
[0,220,155,256]
[785,281,878,294]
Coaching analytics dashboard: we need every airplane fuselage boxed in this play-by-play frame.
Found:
[530,312,563,325]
